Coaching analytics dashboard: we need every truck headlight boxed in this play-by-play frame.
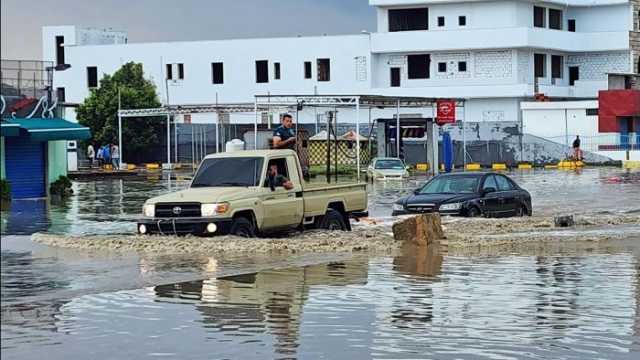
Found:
[143,204,155,217]
[392,203,404,211]
[439,202,462,211]
[201,203,230,217]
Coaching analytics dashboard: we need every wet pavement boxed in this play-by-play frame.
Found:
[1,167,640,359]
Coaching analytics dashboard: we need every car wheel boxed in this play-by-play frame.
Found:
[516,205,528,217]
[230,217,256,238]
[467,206,482,218]
[320,209,347,231]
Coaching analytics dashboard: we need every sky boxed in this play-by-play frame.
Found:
[1,0,376,60]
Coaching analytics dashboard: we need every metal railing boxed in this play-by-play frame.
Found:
[0,59,54,98]
[543,134,640,153]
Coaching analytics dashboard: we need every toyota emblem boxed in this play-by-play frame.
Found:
[172,206,182,215]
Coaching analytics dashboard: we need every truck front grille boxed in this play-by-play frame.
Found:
[155,203,201,218]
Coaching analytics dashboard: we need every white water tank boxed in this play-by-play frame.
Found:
[225,139,245,152]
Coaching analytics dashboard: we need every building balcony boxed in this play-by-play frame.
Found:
[370,27,629,53]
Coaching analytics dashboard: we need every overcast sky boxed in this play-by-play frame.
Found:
[1,0,375,60]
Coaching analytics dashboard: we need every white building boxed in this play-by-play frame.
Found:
[42,0,638,135]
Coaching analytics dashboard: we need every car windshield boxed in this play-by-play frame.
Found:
[191,157,263,187]
[375,159,404,170]
[419,176,479,194]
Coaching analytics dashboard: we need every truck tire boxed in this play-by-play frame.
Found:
[320,209,347,231]
[230,217,256,238]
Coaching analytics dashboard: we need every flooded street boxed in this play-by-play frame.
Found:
[2,167,640,359]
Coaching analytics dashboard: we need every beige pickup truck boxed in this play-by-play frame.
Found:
[137,149,368,237]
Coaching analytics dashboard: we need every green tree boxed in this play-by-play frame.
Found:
[76,62,163,160]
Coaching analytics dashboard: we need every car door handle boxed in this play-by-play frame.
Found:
[265,196,275,200]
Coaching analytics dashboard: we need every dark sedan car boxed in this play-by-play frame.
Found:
[392,172,532,218]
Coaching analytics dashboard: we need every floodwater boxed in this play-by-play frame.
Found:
[1,167,640,359]
[2,243,640,359]
[1,167,639,236]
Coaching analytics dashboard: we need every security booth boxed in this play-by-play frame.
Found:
[376,117,436,166]
[0,117,90,199]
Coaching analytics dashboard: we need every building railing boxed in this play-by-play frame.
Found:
[542,134,640,153]
[0,59,54,99]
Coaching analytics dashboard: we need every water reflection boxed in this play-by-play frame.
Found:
[1,245,639,359]
[154,259,369,357]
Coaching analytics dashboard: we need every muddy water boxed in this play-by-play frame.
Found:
[2,167,639,359]
[2,243,640,359]
[1,167,638,237]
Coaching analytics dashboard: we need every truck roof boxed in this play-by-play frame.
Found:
[203,149,297,160]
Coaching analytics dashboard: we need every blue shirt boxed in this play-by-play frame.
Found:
[273,125,295,149]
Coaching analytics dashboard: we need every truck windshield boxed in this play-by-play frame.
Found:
[191,157,264,187]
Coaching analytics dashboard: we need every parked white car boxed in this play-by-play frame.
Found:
[366,157,410,181]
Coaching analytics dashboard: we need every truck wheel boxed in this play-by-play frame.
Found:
[230,217,256,238]
[320,209,347,231]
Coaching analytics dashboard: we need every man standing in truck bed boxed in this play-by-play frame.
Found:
[273,114,309,179]
[272,114,296,150]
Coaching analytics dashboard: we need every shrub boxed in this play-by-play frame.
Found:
[50,176,73,197]
[0,179,10,201]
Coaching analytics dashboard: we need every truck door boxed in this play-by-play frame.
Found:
[260,156,304,229]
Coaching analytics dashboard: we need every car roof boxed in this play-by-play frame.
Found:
[436,171,494,177]
[372,157,403,161]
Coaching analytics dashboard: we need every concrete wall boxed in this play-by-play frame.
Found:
[521,101,600,139]
[47,141,67,185]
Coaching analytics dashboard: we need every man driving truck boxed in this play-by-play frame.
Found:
[272,114,296,150]
[266,162,293,190]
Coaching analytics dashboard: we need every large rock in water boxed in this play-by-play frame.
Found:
[392,213,444,246]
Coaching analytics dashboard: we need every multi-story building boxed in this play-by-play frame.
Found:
[41,0,639,159]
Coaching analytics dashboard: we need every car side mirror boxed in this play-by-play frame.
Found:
[482,187,496,196]
[405,166,411,171]
[413,188,421,195]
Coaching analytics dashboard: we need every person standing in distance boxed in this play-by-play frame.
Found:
[272,114,296,150]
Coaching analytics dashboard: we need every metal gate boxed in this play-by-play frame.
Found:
[5,138,46,198]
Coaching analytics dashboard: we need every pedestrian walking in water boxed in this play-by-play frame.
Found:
[87,144,95,168]
[111,144,120,169]
[572,135,582,161]
[102,144,111,168]
[96,145,104,167]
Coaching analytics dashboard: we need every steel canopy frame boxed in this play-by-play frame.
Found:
[117,103,261,169]
[254,94,465,180]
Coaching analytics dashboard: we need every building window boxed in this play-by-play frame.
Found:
[569,66,579,86]
[438,62,447,72]
[87,66,98,88]
[177,63,184,79]
[407,54,430,79]
[549,9,563,30]
[437,16,445,27]
[274,62,281,80]
[256,60,269,83]
[551,55,563,79]
[166,64,173,80]
[390,67,401,87]
[304,61,312,79]
[55,36,65,65]
[586,108,598,116]
[211,62,223,84]
[388,8,428,32]
[317,58,330,81]
[458,16,466,26]
[534,6,546,28]
[56,87,65,102]
[568,19,576,32]
[534,53,546,78]
[458,61,467,72]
